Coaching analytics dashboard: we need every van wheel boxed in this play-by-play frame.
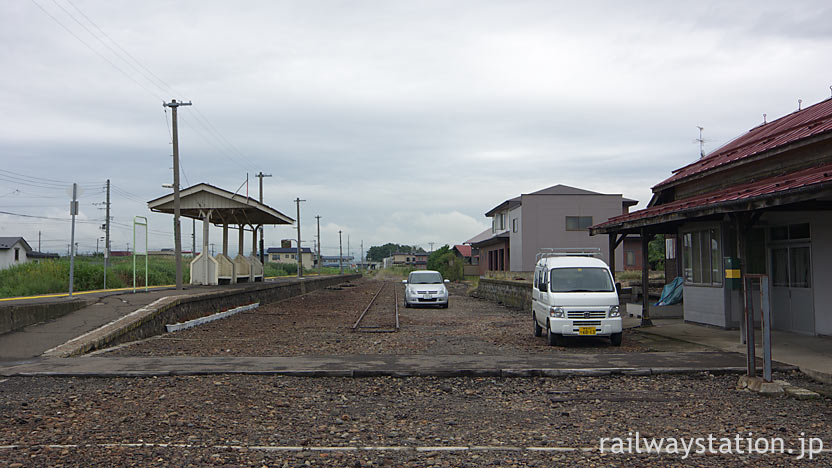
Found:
[533,315,542,337]
[546,325,561,346]
[610,332,623,347]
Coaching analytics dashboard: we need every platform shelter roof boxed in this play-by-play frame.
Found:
[147,183,294,226]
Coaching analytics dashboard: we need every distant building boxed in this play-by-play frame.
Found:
[149,249,194,257]
[385,252,427,270]
[0,237,59,269]
[452,245,473,264]
[267,247,314,269]
[28,251,59,262]
[320,255,354,268]
[0,237,31,270]
[355,261,380,270]
[468,184,638,274]
[452,244,479,276]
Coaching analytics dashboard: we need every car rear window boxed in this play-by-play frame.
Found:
[549,267,614,292]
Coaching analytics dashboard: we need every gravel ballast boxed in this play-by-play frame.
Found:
[1,372,830,467]
[4,278,829,467]
[110,279,654,357]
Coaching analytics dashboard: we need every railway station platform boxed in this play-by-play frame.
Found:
[0,275,358,363]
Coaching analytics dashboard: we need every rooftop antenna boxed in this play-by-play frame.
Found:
[798,99,802,111]
[695,126,706,158]
[763,113,767,124]
[829,85,832,98]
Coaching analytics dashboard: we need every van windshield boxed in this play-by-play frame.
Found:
[549,267,614,293]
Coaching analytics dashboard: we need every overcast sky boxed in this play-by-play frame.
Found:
[2,0,831,257]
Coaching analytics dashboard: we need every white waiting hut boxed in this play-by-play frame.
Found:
[147,183,294,285]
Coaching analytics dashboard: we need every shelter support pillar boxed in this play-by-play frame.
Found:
[222,224,229,256]
[251,226,257,256]
[238,225,245,256]
[609,234,616,284]
[641,228,653,327]
[203,211,210,284]
[735,213,755,376]
[609,233,627,303]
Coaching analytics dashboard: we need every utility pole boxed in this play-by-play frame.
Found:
[429,242,435,253]
[360,240,364,272]
[104,179,110,289]
[210,243,216,256]
[69,182,78,296]
[38,231,41,252]
[163,98,192,290]
[339,230,343,274]
[295,198,305,278]
[256,172,271,264]
[347,235,350,265]
[315,215,321,275]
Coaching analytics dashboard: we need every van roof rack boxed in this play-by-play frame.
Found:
[536,247,603,262]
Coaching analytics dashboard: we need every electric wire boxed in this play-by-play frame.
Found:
[32,0,261,178]
[29,0,162,101]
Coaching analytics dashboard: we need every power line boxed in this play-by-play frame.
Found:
[0,210,103,224]
[0,168,74,185]
[179,114,255,172]
[30,0,260,182]
[64,0,181,97]
[29,0,162,101]
[190,107,258,168]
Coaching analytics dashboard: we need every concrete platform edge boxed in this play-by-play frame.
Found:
[2,365,796,379]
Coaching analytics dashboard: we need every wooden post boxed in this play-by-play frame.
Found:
[641,229,653,327]
[737,214,755,377]
[609,233,617,284]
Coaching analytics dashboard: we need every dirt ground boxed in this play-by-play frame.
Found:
[110,278,676,357]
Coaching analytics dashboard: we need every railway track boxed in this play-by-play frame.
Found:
[352,281,400,333]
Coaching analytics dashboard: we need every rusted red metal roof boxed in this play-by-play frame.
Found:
[453,244,472,257]
[595,162,832,230]
[655,98,832,189]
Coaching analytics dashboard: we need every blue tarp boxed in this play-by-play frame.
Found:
[656,276,684,306]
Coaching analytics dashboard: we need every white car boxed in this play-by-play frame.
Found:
[402,270,450,308]
[532,253,622,346]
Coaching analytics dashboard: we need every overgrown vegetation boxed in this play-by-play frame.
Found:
[615,270,665,281]
[426,245,464,282]
[263,263,345,277]
[0,256,357,299]
[0,255,188,298]
[366,243,426,262]
[648,234,666,270]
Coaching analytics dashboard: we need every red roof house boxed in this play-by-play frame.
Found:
[591,97,832,336]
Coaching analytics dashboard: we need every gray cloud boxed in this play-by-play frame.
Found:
[2,0,832,256]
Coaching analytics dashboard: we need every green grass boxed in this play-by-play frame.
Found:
[615,270,664,281]
[263,263,353,277]
[0,255,188,299]
[0,256,359,299]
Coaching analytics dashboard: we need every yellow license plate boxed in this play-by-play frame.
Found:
[578,327,597,336]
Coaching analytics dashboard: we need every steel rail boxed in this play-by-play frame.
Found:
[352,281,399,333]
[394,286,399,332]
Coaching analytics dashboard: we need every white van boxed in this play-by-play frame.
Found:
[531,249,622,346]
